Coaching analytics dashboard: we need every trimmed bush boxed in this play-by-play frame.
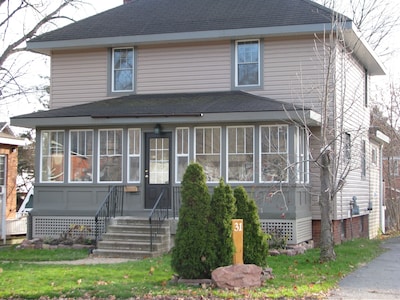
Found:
[208,178,237,269]
[171,162,214,279]
[234,186,269,267]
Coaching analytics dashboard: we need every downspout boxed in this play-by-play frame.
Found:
[380,144,385,234]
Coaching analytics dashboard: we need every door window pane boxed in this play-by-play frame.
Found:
[149,137,169,184]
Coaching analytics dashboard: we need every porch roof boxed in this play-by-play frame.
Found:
[11,91,321,128]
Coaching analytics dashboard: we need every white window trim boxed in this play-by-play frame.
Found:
[259,125,289,183]
[40,130,65,183]
[98,128,123,183]
[111,47,134,93]
[68,129,94,183]
[127,128,141,183]
[235,39,260,87]
[194,126,221,182]
[175,127,189,183]
[226,125,255,183]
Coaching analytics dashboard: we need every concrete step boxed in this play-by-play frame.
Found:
[92,248,159,259]
[101,232,165,243]
[97,240,167,252]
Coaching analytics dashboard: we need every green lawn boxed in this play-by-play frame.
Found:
[0,237,385,299]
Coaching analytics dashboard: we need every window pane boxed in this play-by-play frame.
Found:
[70,130,93,182]
[176,128,189,182]
[41,131,64,182]
[261,153,288,182]
[237,40,259,86]
[195,127,221,182]
[228,126,254,182]
[128,129,141,182]
[99,129,123,182]
[113,48,133,91]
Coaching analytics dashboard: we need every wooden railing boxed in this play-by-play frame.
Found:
[148,188,168,251]
[94,185,124,242]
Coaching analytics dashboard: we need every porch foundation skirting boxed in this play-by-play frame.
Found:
[260,217,312,245]
[31,216,102,239]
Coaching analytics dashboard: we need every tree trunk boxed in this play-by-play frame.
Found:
[319,149,336,261]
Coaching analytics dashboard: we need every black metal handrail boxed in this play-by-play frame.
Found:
[149,188,168,251]
[95,185,124,242]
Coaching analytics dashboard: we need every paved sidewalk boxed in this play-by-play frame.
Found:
[328,236,400,299]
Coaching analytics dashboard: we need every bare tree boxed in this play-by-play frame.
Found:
[0,0,85,111]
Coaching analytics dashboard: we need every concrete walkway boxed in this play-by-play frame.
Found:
[328,236,400,299]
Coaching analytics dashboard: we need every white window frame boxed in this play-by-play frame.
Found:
[98,129,123,183]
[194,126,221,183]
[40,130,65,183]
[112,47,134,92]
[361,140,366,178]
[259,125,289,183]
[175,127,189,183]
[128,128,141,183]
[295,127,309,184]
[226,125,254,183]
[69,129,93,183]
[235,39,260,87]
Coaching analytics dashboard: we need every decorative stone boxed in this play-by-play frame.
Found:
[269,249,280,256]
[211,264,263,289]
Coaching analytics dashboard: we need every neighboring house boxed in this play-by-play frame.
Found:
[0,123,25,240]
[11,0,387,247]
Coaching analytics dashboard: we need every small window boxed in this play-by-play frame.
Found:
[344,133,351,162]
[260,125,288,182]
[361,140,366,177]
[235,40,260,87]
[176,128,189,183]
[112,48,134,92]
[98,129,123,182]
[69,130,93,182]
[371,147,377,165]
[227,126,254,182]
[128,128,141,182]
[41,130,65,182]
[195,127,221,182]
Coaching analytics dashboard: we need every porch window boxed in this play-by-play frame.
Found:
[69,130,93,182]
[227,126,254,182]
[41,130,65,182]
[112,48,134,92]
[295,127,309,184]
[128,128,141,182]
[260,125,288,182]
[195,127,221,182]
[235,40,260,87]
[99,129,123,182]
[176,127,189,183]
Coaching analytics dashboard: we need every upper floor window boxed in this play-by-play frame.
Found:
[195,127,221,182]
[128,128,141,183]
[99,129,123,182]
[260,125,288,182]
[41,130,65,182]
[112,48,134,92]
[227,126,254,182]
[343,132,351,162]
[235,40,260,87]
[69,130,93,182]
[176,127,189,183]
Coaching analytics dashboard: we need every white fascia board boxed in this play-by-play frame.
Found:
[0,137,26,146]
[27,23,339,55]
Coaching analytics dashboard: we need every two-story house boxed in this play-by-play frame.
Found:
[11,0,387,253]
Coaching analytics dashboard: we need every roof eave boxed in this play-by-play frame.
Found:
[11,110,321,128]
[27,23,340,55]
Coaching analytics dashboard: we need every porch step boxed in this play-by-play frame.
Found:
[93,217,171,259]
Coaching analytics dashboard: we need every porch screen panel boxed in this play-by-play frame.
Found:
[176,128,189,183]
[41,130,65,182]
[69,130,93,182]
[128,128,141,182]
[195,127,221,182]
[227,126,254,182]
[99,129,122,182]
[260,125,288,182]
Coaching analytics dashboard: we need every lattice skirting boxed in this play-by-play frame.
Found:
[32,216,103,239]
[260,217,312,244]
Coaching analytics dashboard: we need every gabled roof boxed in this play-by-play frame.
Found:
[11,91,321,128]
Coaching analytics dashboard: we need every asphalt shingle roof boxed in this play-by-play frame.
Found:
[31,0,344,43]
[13,91,306,120]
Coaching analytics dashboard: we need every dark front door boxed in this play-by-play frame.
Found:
[144,133,171,209]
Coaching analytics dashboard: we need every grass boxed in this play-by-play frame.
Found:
[0,237,386,299]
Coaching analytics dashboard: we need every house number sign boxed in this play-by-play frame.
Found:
[232,219,243,264]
